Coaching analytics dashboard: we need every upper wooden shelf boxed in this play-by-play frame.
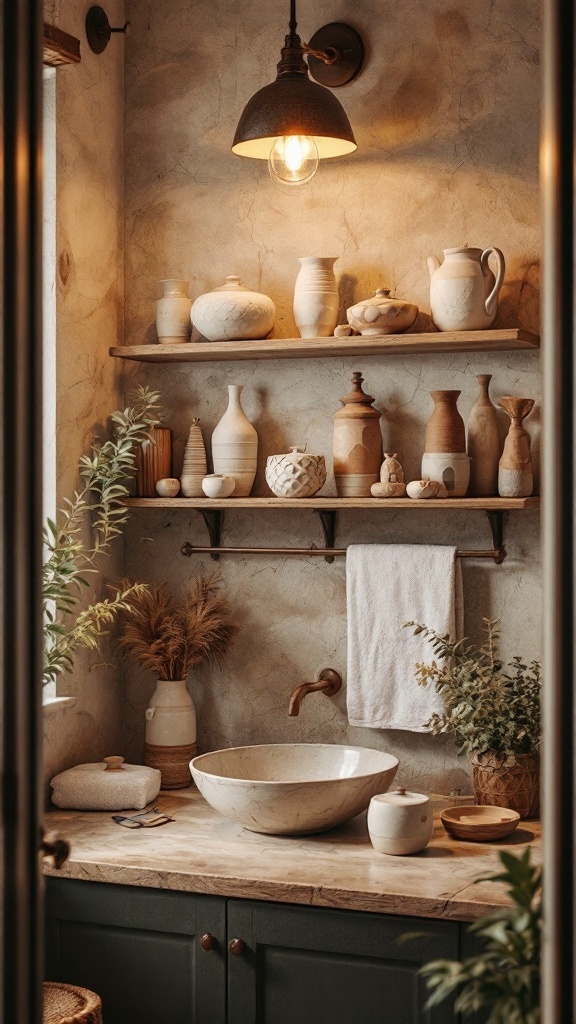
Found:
[110,328,540,364]
[124,496,540,511]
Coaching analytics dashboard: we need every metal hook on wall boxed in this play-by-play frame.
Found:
[86,6,130,54]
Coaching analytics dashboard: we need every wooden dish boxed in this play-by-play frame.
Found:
[440,804,520,842]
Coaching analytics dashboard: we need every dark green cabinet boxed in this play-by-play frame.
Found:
[46,879,461,1024]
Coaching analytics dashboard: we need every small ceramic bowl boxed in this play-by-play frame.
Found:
[156,478,180,498]
[440,805,520,842]
[201,474,236,499]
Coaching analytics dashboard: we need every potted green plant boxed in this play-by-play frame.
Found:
[420,848,541,1023]
[405,618,541,817]
[114,577,238,789]
[43,385,161,687]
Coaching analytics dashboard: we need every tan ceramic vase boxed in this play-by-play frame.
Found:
[471,752,539,819]
[136,426,172,497]
[467,375,501,496]
[498,396,535,498]
[333,372,383,497]
[211,385,258,497]
[424,390,466,452]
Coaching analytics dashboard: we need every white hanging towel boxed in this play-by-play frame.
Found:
[346,544,463,731]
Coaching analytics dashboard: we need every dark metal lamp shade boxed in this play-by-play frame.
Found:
[232,74,357,160]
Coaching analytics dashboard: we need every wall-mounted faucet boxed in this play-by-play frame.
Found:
[288,668,342,717]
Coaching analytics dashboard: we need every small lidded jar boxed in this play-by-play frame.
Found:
[367,787,433,855]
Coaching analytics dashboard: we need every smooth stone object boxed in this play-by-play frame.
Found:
[190,743,399,835]
[211,384,258,497]
[201,474,236,498]
[191,275,275,341]
[156,477,180,497]
[406,479,439,499]
[346,288,418,336]
[467,374,501,496]
[333,372,383,497]
[367,788,433,855]
[265,448,327,498]
[156,279,192,344]
[421,452,470,497]
[498,396,535,498]
[293,256,339,339]
[427,246,505,332]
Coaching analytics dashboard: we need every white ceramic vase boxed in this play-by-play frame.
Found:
[156,279,192,344]
[421,452,470,497]
[191,275,275,341]
[211,385,258,497]
[144,679,196,790]
[427,246,505,332]
[293,256,339,338]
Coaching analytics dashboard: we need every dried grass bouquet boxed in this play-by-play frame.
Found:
[114,574,238,680]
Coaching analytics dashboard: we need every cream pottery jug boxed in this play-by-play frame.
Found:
[144,678,196,789]
[367,788,433,855]
[293,256,339,338]
[191,275,275,341]
[427,246,505,331]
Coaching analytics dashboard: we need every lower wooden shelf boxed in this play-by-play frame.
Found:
[124,496,540,511]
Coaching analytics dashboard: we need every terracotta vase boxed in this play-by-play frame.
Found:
[293,256,339,338]
[180,418,208,498]
[467,374,501,497]
[425,390,466,453]
[471,752,540,819]
[144,678,197,790]
[333,372,383,497]
[498,396,535,498]
[136,426,172,497]
[211,385,258,497]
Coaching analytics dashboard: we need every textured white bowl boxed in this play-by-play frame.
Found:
[190,743,399,835]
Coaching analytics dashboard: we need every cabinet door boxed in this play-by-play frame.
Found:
[227,900,459,1024]
[45,878,226,1024]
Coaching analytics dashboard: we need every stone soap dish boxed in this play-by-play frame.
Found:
[440,804,520,842]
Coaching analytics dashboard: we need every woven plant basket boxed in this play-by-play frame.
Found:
[471,752,540,819]
[44,982,102,1024]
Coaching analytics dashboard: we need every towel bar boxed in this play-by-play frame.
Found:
[180,543,507,564]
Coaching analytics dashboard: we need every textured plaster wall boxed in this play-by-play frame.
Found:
[43,0,127,782]
[120,0,541,792]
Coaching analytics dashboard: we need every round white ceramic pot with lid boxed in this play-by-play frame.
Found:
[367,787,433,855]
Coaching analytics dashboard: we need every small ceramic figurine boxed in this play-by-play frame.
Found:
[498,396,535,497]
[370,453,406,498]
[156,478,180,498]
[427,246,505,332]
[266,447,327,499]
[347,288,418,336]
[201,474,236,498]
[406,479,439,499]
[367,788,433,856]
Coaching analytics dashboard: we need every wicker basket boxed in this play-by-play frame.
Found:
[44,982,102,1024]
[471,752,540,819]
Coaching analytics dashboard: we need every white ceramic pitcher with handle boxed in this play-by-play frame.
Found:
[427,245,505,331]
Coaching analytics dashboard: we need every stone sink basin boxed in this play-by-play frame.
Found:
[190,743,399,835]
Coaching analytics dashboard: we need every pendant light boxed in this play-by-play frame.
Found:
[232,0,364,187]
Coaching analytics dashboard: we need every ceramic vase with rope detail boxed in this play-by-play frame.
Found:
[144,678,196,789]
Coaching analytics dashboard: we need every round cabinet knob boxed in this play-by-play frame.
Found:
[200,933,216,952]
[229,938,246,957]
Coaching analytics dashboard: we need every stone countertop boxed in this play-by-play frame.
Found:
[43,790,541,922]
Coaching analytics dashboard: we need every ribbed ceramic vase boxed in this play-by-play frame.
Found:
[155,279,192,344]
[422,390,469,497]
[293,257,339,338]
[180,418,208,498]
[144,679,196,790]
[467,375,501,497]
[498,396,535,497]
[333,372,383,496]
[211,385,258,497]
[136,426,172,497]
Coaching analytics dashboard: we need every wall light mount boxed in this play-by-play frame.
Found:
[232,0,364,188]
[86,6,130,55]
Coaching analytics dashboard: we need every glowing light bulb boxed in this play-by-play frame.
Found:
[268,135,319,187]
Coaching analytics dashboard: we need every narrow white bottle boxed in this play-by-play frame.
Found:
[211,385,258,497]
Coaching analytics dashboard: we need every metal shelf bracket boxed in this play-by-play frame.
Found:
[181,510,224,561]
[315,509,338,563]
[486,510,507,564]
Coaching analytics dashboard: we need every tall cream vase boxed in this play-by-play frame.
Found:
[293,256,339,338]
[211,385,258,497]
[144,678,196,790]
